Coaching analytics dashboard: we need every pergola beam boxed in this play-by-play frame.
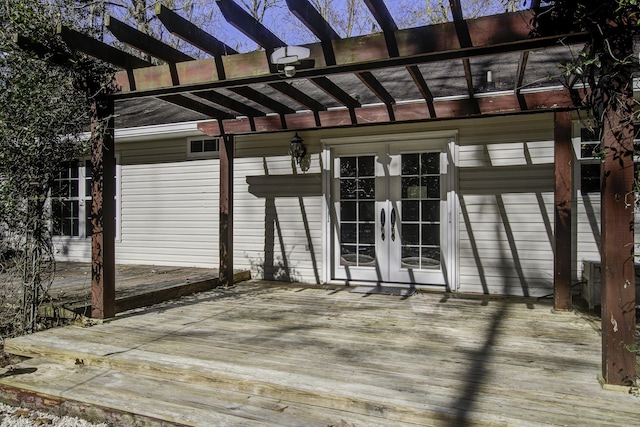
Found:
[56,25,151,69]
[195,90,266,117]
[215,0,284,50]
[155,4,238,57]
[407,65,436,118]
[158,94,235,119]
[197,89,578,136]
[269,81,327,112]
[105,15,193,64]
[515,50,530,110]
[363,0,398,32]
[113,10,586,98]
[450,1,479,114]
[357,71,396,121]
[286,0,341,40]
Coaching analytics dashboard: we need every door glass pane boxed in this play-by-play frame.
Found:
[339,155,376,267]
[340,157,356,177]
[358,178,375,199]
[401,153,419,175]
[400,152,441,270]
[402,200,419,221]
[358,156,375,176]
[341,201,357,221]
[359,201,375,222]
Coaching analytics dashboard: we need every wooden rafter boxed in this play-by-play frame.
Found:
[515,50,530,110]
[310,77,361,109]
[228,86,296,115]
[155,4,238,56]
[215,0,284,50]
[310,76,360,124]
[406,66,436,118]
[105,15,193,64]
[195,90,266,117]
[57,25,151,69]
[198,88,579,136]
[113,10,588,98]
[357,71,396,120]
[449,1,479,114]
[269,81,327,112]
[159,94,234,119]
[286,0,394,116]
[286,0,340,40]
[363,0,398,32]
[363,1,435,117]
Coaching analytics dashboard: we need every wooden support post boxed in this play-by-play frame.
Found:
[219,134,234,287]
[600,100,637,387]
[554,111,573,311]
[90,97,116,319]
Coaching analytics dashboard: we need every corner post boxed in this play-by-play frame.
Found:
[554,110,573,311]
[90,97,116,319]
[220,134,234,286]
[600,101,636,386]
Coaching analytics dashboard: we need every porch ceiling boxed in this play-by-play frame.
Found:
[54,1,589,133]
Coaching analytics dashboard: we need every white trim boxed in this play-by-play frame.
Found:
[321,131,459,289]
[321,130,458,146]
[115,121,207,143]
[187,136,220,159]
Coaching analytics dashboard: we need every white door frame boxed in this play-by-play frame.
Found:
[321,130,459,291]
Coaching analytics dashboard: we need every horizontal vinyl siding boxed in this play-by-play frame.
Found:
[456,114,555,296]
[231,133,324,283]
[116,139,219,268]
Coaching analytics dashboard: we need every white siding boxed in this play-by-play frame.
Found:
[55,113,624,296]
[232,134,324,283]
[456,114,556,296]
[117,139,219,267]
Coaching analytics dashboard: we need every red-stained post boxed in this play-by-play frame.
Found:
[554,110,573,311]
[90,97,116,319]
[600,39,636,385]
[219,134,234,287]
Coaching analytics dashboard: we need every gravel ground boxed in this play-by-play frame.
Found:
[0,403,108,427]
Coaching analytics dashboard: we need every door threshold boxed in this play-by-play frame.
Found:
[348,285,416,297]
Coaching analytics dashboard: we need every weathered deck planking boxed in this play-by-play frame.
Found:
[2,280,639,426]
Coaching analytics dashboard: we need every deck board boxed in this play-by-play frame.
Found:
[2,280,639,426]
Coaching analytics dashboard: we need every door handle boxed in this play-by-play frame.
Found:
[390,207,396,241]
[380,208,386,241]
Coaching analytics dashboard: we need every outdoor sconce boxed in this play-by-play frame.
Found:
[289,133,306,165]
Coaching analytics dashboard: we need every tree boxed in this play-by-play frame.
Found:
[532,0,639,386]
[0,0,112,335]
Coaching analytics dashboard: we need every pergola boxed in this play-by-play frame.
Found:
[30,0,635,386]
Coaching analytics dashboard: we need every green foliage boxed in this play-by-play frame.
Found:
[533,1,639,128]
[0,0,113,335]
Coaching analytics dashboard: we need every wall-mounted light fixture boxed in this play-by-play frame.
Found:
[485,70,496,91]
[289,133,306,165]
[270,46,310,78]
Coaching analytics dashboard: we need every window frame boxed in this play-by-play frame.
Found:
[187,137,220,159]
[51,156,121,241]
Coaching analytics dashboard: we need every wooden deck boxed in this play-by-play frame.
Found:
[1,280,639,426]
[39,262,250,317]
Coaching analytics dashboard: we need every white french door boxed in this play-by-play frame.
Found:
[328,139,455,287]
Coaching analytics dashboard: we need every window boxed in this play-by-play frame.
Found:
[577,125,639,194]
[52,159,119,238]
[578,128,601,194]
[188,137,219,158]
